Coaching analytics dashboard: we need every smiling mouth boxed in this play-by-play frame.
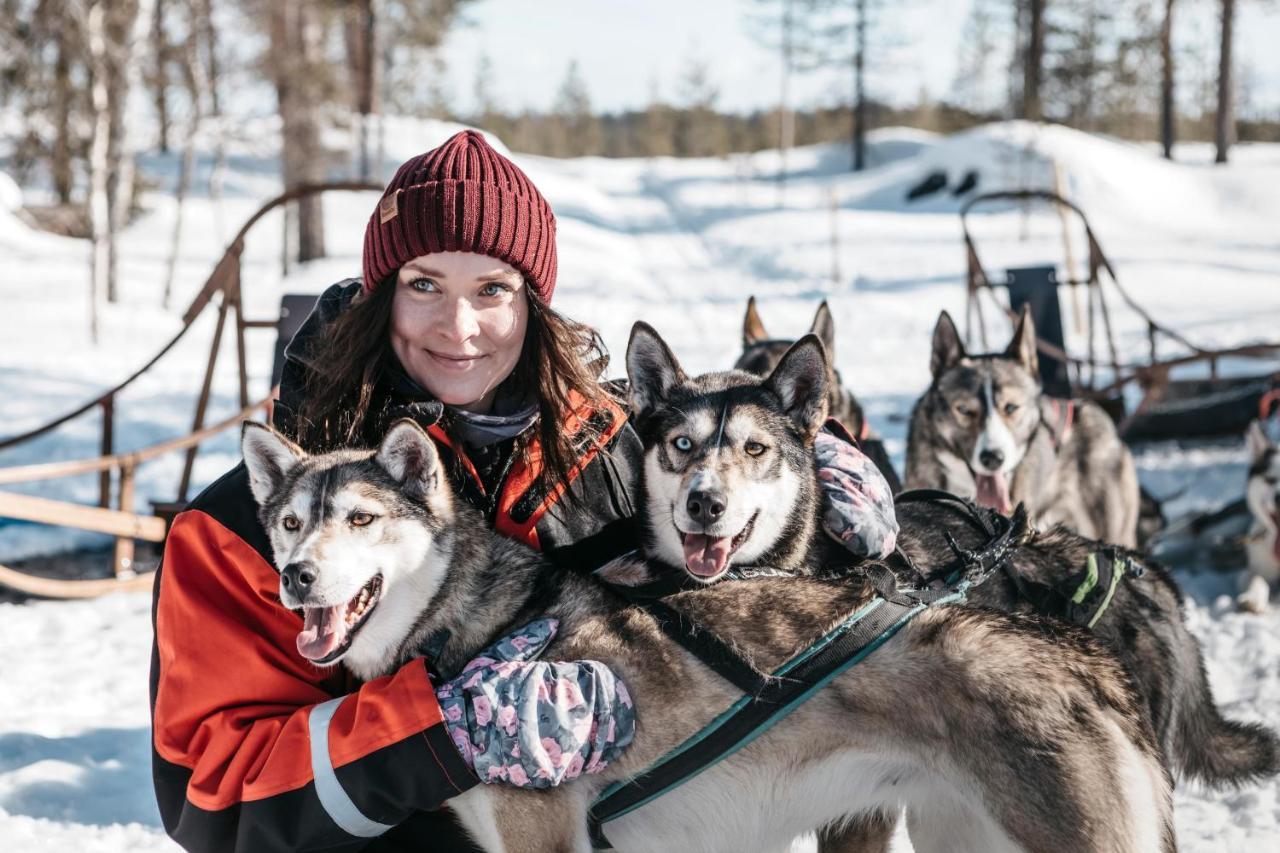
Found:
[427,350,486,368]
[294,574,384,664]
[680,512,758,582]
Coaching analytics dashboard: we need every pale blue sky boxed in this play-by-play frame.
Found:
[438,0,1280,117]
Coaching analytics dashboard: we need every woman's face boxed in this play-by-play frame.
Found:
[391,252,529,414]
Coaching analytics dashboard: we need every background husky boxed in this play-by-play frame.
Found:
[906,306,1140,547]
[239,325,1175,853]
[736,296,903,494]
[738,296,865,439]
[896,310,1277,792]
[1241,421,1280,612]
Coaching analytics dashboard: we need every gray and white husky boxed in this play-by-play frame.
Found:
[1241,420,1280,612]
[241,324,1174,853]
[906,307,1140,546]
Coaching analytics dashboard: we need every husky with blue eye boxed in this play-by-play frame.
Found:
[241,322,1175,853]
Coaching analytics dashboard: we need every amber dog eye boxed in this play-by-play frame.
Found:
[745,441,767,457]
[282,516,301,532]
[350,511,375,527]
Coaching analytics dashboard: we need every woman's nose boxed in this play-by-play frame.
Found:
[437,297,480,342]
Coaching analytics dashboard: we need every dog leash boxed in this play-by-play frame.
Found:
[585,582,963,849]
[587,562,969,849]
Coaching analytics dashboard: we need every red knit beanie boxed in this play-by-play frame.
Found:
[362,130,558,302]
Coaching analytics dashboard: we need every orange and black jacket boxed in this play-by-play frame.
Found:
[150,282,642,852]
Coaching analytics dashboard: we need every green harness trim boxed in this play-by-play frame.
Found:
[1082,552,1127,630]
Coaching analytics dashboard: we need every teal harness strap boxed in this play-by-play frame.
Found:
[586,585,965,849]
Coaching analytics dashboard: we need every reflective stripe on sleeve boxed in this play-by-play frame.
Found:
[308,698,395,838]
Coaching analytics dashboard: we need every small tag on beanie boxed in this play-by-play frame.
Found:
[379,190,400,224]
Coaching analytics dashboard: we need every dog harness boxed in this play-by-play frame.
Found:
[585,499,1032,849]
[895,489,1143,630]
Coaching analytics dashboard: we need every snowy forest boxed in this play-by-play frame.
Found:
[1,1,1279,851]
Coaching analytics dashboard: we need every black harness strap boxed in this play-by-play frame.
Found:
[586,589,951,849]
[641,597,775,696]
[585,492,1028,848]
[893,488,1034,590]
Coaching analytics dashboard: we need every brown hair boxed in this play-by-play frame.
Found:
[294,278,614,498]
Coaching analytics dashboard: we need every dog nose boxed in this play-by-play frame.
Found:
[281,562,318,594]
[687,490,726,522]
[978,449,1004,471]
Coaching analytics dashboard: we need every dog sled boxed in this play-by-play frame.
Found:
[0,182,379,599]
[960,189,1280,444]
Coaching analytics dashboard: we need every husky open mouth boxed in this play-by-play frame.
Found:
[974,470,1012,516]
[680,512,758,581]
[295,574,384,664]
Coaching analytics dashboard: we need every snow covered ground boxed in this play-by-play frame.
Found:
[1,119,1279,849]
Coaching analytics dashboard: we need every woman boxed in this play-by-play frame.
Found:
[150,130,897,853]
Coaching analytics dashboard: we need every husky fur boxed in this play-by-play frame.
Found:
[737,296,865,439]
[1240,421,1280,612]
[241,325,1176,853]
[906,307,1140,547]
[897,312,1278,792]
[736,296,902,494]
[893,497,1279,792]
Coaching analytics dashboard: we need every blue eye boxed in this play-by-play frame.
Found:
[480,282,511,297]
[407,278,439,293]
[673,436,693,452]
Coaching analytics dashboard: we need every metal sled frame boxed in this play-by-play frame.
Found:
[960,189,1280,438]
[0,181,380,598]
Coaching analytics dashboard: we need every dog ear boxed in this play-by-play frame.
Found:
[1247,420,1274,462]
[930,311,966,378]
[1006,304,1039,377]
[376,419,442,502]
[765,335,829,442]
[627,322,687,419]
[241,422,305,506]
[810,301,836,360]
[743,296,768,346]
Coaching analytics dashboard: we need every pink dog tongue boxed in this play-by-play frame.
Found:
[296,605,348,661]
[682,533,733,578]
[974,472,1012,516]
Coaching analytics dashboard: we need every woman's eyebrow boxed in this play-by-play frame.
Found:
[403,264,445,278]
[402,264,520,284]
[485,271,523,284]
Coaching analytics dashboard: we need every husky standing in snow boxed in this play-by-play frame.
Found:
[241,322,1176,853]
[906,306,1140,547]
[1240,420,1280,612]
